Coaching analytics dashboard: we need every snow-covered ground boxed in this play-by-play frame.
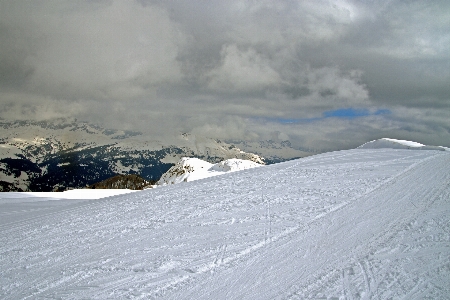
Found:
[1,148,449,299]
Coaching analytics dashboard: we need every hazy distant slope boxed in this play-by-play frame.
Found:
[0,148,448,299]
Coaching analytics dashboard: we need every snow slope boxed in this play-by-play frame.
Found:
[157,157,262,185]
[0,148,449,299]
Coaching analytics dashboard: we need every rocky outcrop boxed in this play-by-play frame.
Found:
[88,174,155,190]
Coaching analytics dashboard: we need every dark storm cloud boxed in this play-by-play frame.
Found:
[0,23,35,88]
[0,0,449,149]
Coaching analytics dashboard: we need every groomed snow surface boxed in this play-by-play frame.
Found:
[1,148,449,299]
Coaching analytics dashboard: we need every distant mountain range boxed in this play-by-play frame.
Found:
[0,118,309,192]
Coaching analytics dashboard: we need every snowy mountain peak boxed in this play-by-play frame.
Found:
[174,133,266,165]
[157,157,262,186]
[210,158,262,172]
[358,138,446,151]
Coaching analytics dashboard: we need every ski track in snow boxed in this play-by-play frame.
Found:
[0,149,449,299]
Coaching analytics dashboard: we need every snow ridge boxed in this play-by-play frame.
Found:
[358,138,446,151]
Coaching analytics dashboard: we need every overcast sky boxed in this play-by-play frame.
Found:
[1,0,449,150]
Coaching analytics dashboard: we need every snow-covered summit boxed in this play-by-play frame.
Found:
[157,157,262,186]
[209,158,262,172]
[358,138,446,151]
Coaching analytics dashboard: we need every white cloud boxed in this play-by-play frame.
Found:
[206,44,282,92]
[303,66,369,107]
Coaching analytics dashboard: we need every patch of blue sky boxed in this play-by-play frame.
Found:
[324,108,391,118]
[268,108,391,124]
